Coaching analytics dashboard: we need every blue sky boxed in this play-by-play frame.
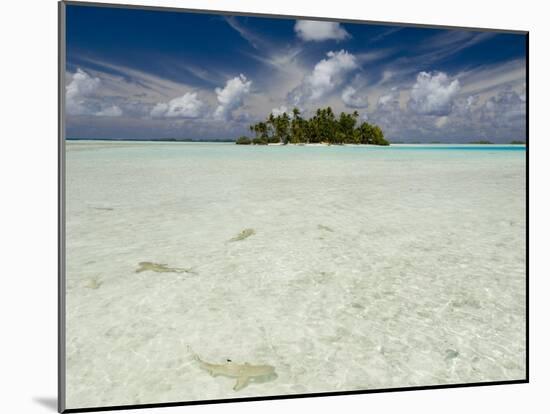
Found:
[65,4,527,142]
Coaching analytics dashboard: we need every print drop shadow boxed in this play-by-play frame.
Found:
[33,396,57,411]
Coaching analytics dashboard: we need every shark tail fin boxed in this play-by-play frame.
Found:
[187,345,202,363]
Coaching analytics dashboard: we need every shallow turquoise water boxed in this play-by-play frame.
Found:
[65,141,527,409]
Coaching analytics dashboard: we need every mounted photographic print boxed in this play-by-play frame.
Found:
[59,1,528,412]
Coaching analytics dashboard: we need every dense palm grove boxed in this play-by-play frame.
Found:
[236,107,389,146]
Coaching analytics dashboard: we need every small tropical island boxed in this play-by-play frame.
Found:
[236,107,390,146]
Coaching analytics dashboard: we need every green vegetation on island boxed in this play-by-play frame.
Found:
[235,136,252,145]
[237,107,389,146]
[510,140,526,145]
[468,140,494,144]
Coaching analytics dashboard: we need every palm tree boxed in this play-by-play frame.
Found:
[290,107,304,144]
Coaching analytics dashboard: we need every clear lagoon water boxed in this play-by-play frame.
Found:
[65,141,526,408]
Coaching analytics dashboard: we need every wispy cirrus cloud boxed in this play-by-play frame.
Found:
[355,49,395,64]
[71,56,194,100]
[368,27,404,43]
[244,47,303,72]
[371,31,497,85]
[224,16,272,50]
[455,59,526,96]
[417,30,494,51]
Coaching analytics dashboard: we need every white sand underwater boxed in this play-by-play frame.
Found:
[64,141,526,409]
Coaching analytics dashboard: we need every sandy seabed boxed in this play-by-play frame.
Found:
[64,141,526,409]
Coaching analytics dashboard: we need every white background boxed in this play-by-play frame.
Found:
[1,0,546,413]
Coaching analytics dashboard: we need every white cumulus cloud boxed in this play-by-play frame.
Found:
[96,106,123,117]
[480,89,526,128]
[341,86,369,108]
[150,92,207,119]
[214,74,252,121]
[289,50,358,107]
[66,68,122,117]
[271,105,289,116]
[294,20,350,42]
[377,87,400,111]
[434,116,448,128]
[408,71,460,116]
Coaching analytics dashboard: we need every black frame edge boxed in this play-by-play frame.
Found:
[58,1,67,413]
[525,31,529,383]
[62,379,528,413]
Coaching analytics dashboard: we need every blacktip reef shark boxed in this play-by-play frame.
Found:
[188,347,277,391]
[135,261,195,274]
[228,228,255,242]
